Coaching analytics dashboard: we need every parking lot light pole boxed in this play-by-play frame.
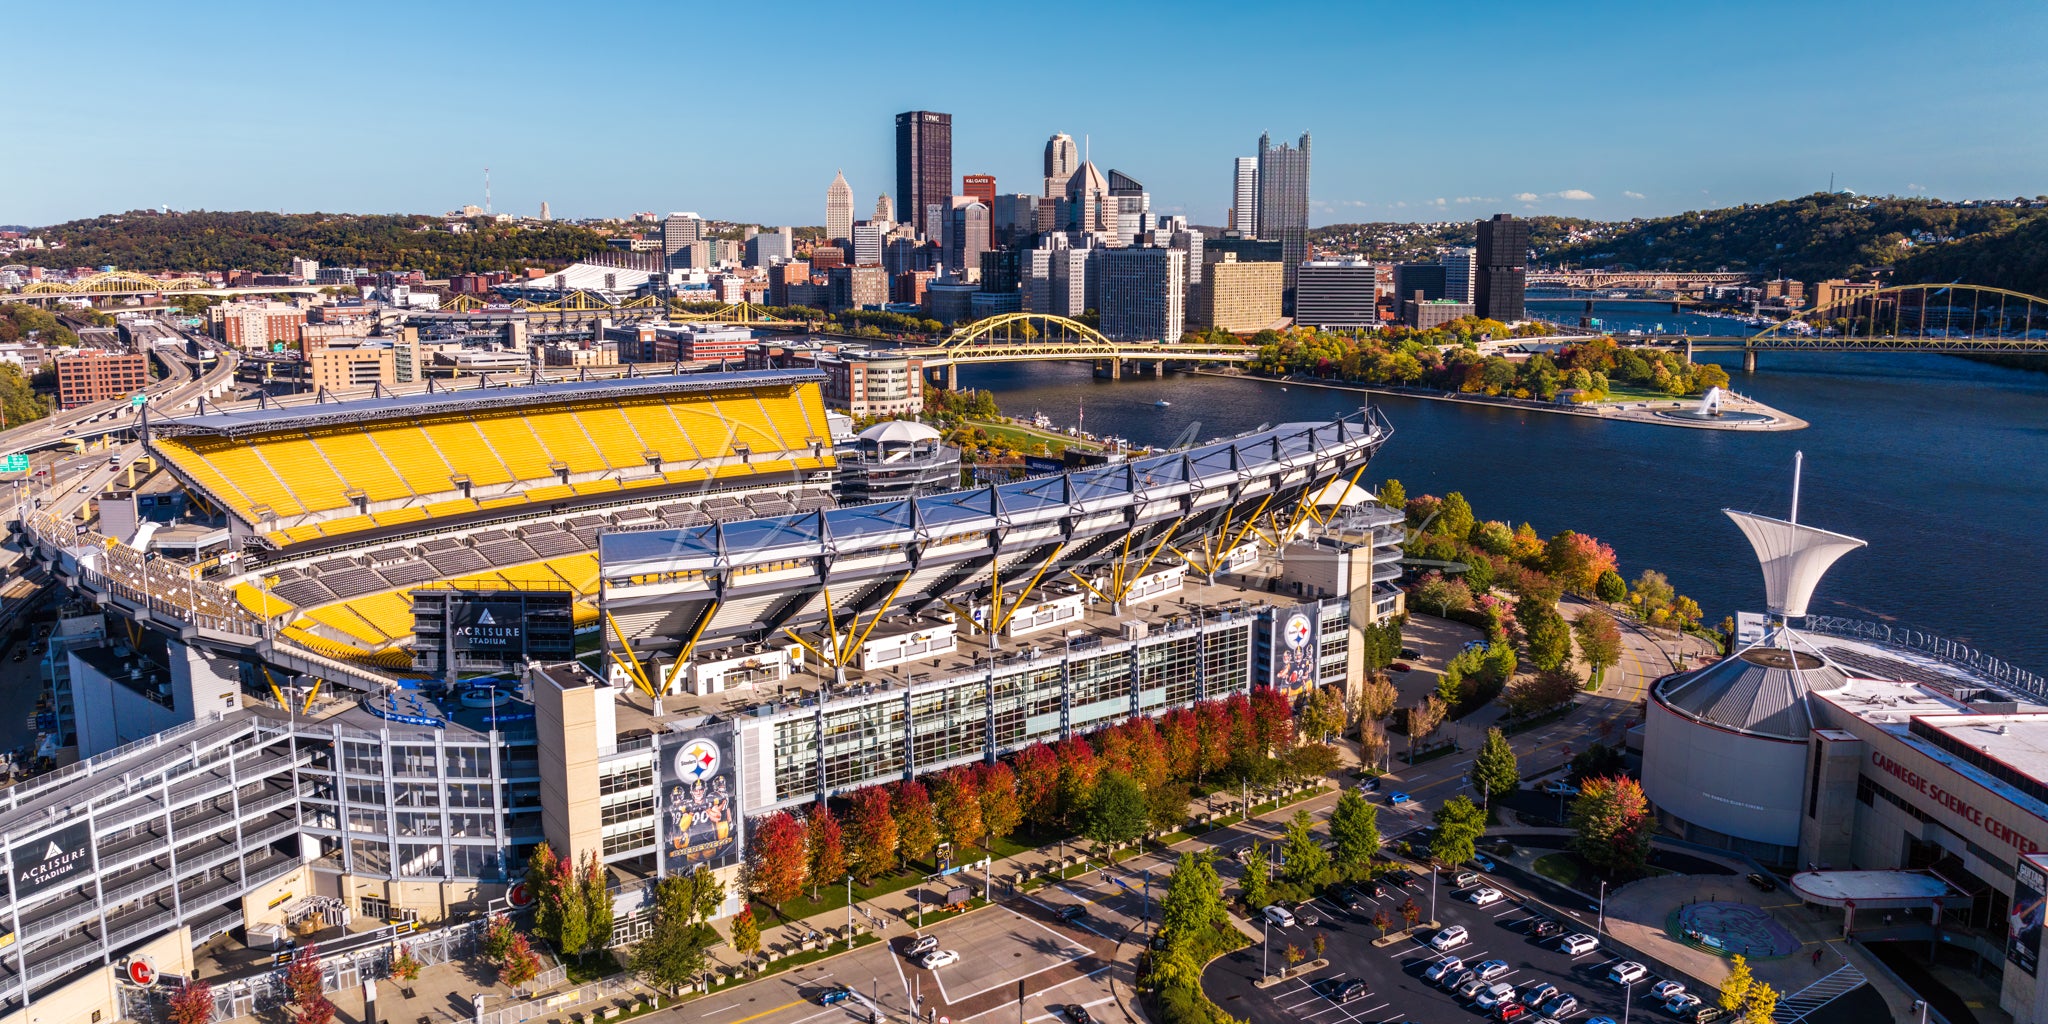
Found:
[1598,880,1609,935]
[1621,979,1634,1024]
[1429,865,1438,925]
[1261,917,1270,979]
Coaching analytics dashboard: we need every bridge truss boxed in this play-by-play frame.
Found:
[908,312,1254,366]
[18,270,213,295]
[1747,284,2048,355]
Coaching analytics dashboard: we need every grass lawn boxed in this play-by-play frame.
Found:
[1597,384,1689,404]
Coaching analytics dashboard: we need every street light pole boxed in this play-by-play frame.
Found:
[846,874,854,946]
[1621,980,1634,1024]
[1261,917,1270,979]
[1429,865,1438,925]
[1598,880,1608,936]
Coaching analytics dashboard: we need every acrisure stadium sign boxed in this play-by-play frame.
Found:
[10,821,92,900]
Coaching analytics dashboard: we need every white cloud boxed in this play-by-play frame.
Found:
[1908,182,1927,192]
[1556,189,1596,201]
[1623,190,1646,200]
[1432,198,1447,207]
[1513,192,1540,202]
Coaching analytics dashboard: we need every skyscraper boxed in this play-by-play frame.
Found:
[895,110,952,239]
[1230,157,1258,238]
[662,212,704,270]
[1475,214,1529,322]
[874,194,894,227]
[946,202,991,281]
[826,171,855,244]
[1442,246,1477,304]
[1044,133,1079,197]
[1256,132,1310,312]
[851,221,883,267]
[962,173,997,210]
[1099,247,1186,343]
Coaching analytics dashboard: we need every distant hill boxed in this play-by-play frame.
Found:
[1543,193,2047,281]
[1894,214,2048,298]
[1309,217,1595,261]
[10,210,609,278]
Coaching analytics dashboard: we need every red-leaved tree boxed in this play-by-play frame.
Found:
[1569,774,1655,879]
[1053,737,1100,825]
[933,766,985,851]
[844,786,899,885]
[974,761,1022,848]
[1011,741,1061,827]
[892,779,939,866]
[806,803,847,899]
[168,982,214,1024]
[745,810,808,905]
[1160,707,1200,782]
[1546,530,1618,596]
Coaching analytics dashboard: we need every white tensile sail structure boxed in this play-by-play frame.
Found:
[1723,510,1866,619]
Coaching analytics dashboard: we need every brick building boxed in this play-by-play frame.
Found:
[55,352,149,410]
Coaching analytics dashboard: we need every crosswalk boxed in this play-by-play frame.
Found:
[1778,963,1868,1023]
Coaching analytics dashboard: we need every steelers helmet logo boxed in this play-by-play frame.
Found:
[677,738,721,782]
[1285,613,1312,650]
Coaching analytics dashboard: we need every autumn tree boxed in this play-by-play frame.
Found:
[1406,695,1447,762]
[892,780,939,866]
[1505,668,1582,718]
[1546,531,1618,595]
[806,803,847,899]
[1012,742,1062,827]
[844,786,899,885]
[525,842,562,952]
[976,762,1023,848]
[583,853,614,958]
[1718,955,1754,1014]
[1054,738,1102,824]
[1747,981,1780,1024]
[1161,707,1201,782]
[1570,775,1656,879]
[1297,685,1348,743]
[934,767,986,852]
[730,905,761,958]
[1414,574,1473,617]
[744,810,808,905]
[168,982,214,1024]
[500,934,541,990]
[1573,609,1624,685]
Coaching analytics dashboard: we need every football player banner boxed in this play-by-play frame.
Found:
[658,723,741,871]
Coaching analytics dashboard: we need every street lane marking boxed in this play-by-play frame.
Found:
[725,999,809,1024]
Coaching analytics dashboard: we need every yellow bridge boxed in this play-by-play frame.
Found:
[899,313,1254,386]
[1681,283,2048,371]
[6,269,325,301]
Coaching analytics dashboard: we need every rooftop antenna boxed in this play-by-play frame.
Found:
[485,167,492,215]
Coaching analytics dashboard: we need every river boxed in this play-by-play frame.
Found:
[952,300,2048,669]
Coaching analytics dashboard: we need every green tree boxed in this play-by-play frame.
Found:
[631,873,718,995]
[1437,492,1476,541]
[0,364,49,429]
[1240,842,1270,909]
[1573,610,1624,685]
[1154,850,1231,990]
[1414,575,1473,617]
[1469,727,1520,805]
[1146,782,1192,835]
[1718,954,1753,1014]
[1594,570,1627,603]
[1082,772,1149,859]
[555,854,589,962]
[1527,612,1574,673]
[525,843,563,951]
[1376,479,1406,511]
[1430,795,1487,867]
[582,852,614,959]
[1281,810,1330,890]
[729,906,761,959]
[1569,775,1656,879]
[1328,790,1381,869]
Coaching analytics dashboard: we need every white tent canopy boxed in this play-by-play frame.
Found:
[858,420,941,446]
[1724,509,1867,618]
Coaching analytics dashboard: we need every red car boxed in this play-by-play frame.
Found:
[1390,662,1412,672]
[1494,1004,1528,1022]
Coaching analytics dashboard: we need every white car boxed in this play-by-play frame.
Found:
[1474,959,1510,980]
[1467,887,1504,906]
[1423,957,1465,983]
[1542,779,1581,797]
[1560,932,1600,955]
[1473,983,1517,1011]
[1430,925,1470,951]
[1664,993,1703,1015]
[1650,980,1687,1001]
[1608,961,1648,985]
[1262,905,1297,928]
[918,949,960,970]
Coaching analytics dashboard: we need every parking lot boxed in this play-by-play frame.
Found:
[1204,867,1713,1024]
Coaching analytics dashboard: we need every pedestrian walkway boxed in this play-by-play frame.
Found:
[1779,963,1867,1023]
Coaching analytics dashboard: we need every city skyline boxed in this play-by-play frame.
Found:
[3,1,2046,228]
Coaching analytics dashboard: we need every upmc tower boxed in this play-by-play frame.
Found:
[896,110,952,240]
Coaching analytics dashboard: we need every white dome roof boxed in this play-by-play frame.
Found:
[1310,479,1376,508]
[858,420,941,445]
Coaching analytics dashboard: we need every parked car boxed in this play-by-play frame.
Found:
[1520,982,1558,1007]
[1390,662,1412,672]
[1335,980,1369,1003]
[1474,960,1510,980]
[1541,779,1581,797]
[1054,904,1087,923]
[905,934,940,958]
[1431,925,1469,951]
[919,949,960,970]
[1561,933,1601,955]
[1542,993,1580,1017]
[1424,957,1465,983]
[1664,993,1704,1016]
[1399,648,1421,659]
[1262,905,1297,928]
[1446,968,1478,992]
[1494,1004,1528,1022]
[818,986,853,1006]
[1332,886,1364,910]
[1650,981,1687,1001]
[1456,977,1491,1000]
[1608,961,1648,985]
[1529,918,1566,939]
[1746,872,1778,892]
[1454,871,1481,888]
[1473,983,1518,1011]
[1471,853,1498,871]
[1293,903,1320,927]
[1468,887,1504,907]
[1066,1005,1095,1024]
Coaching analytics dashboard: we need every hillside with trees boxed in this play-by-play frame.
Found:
[1543,193,2047,281]
[1310,216,1595,261]
[11,210,608,277]
[1894,214,2048,298]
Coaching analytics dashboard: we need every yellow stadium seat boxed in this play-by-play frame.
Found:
[425,498,479,519]
[524,410,609,473]
[420,419,515,485]
[671,404,736,461]
[308,432,411,501]
[525,484,575,502]
[619,398,698,460]
[575,404,656,468]
[570,480,620,496]
[472,415,556,479]
[664,468,709,485]
[479,495,530,510]
[189,438,308,517]
[305,606,389,645]
[235,584,295,618]
[708,396,785,452]
[315,513,378,537]
[368,427,458,496]
[345,592,414,640]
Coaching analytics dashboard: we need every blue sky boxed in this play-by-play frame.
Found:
[4,1,2044,229]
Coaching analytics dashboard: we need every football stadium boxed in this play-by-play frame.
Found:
[6,367,1406,1019]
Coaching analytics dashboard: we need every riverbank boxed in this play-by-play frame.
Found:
[1194,370,1807,431]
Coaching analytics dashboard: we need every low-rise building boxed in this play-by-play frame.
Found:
[55,351,149,409]
[1403,292,1475,329]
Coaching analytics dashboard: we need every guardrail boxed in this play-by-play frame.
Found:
[1803,616,2045,699]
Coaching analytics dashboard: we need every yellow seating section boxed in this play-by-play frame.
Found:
[160,383,834,547]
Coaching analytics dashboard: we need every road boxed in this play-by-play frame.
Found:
[0,325,237,460]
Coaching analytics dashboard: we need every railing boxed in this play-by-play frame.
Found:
[1803,616,2046,699]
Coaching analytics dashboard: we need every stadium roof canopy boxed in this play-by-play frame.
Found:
[150,369,826,438]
